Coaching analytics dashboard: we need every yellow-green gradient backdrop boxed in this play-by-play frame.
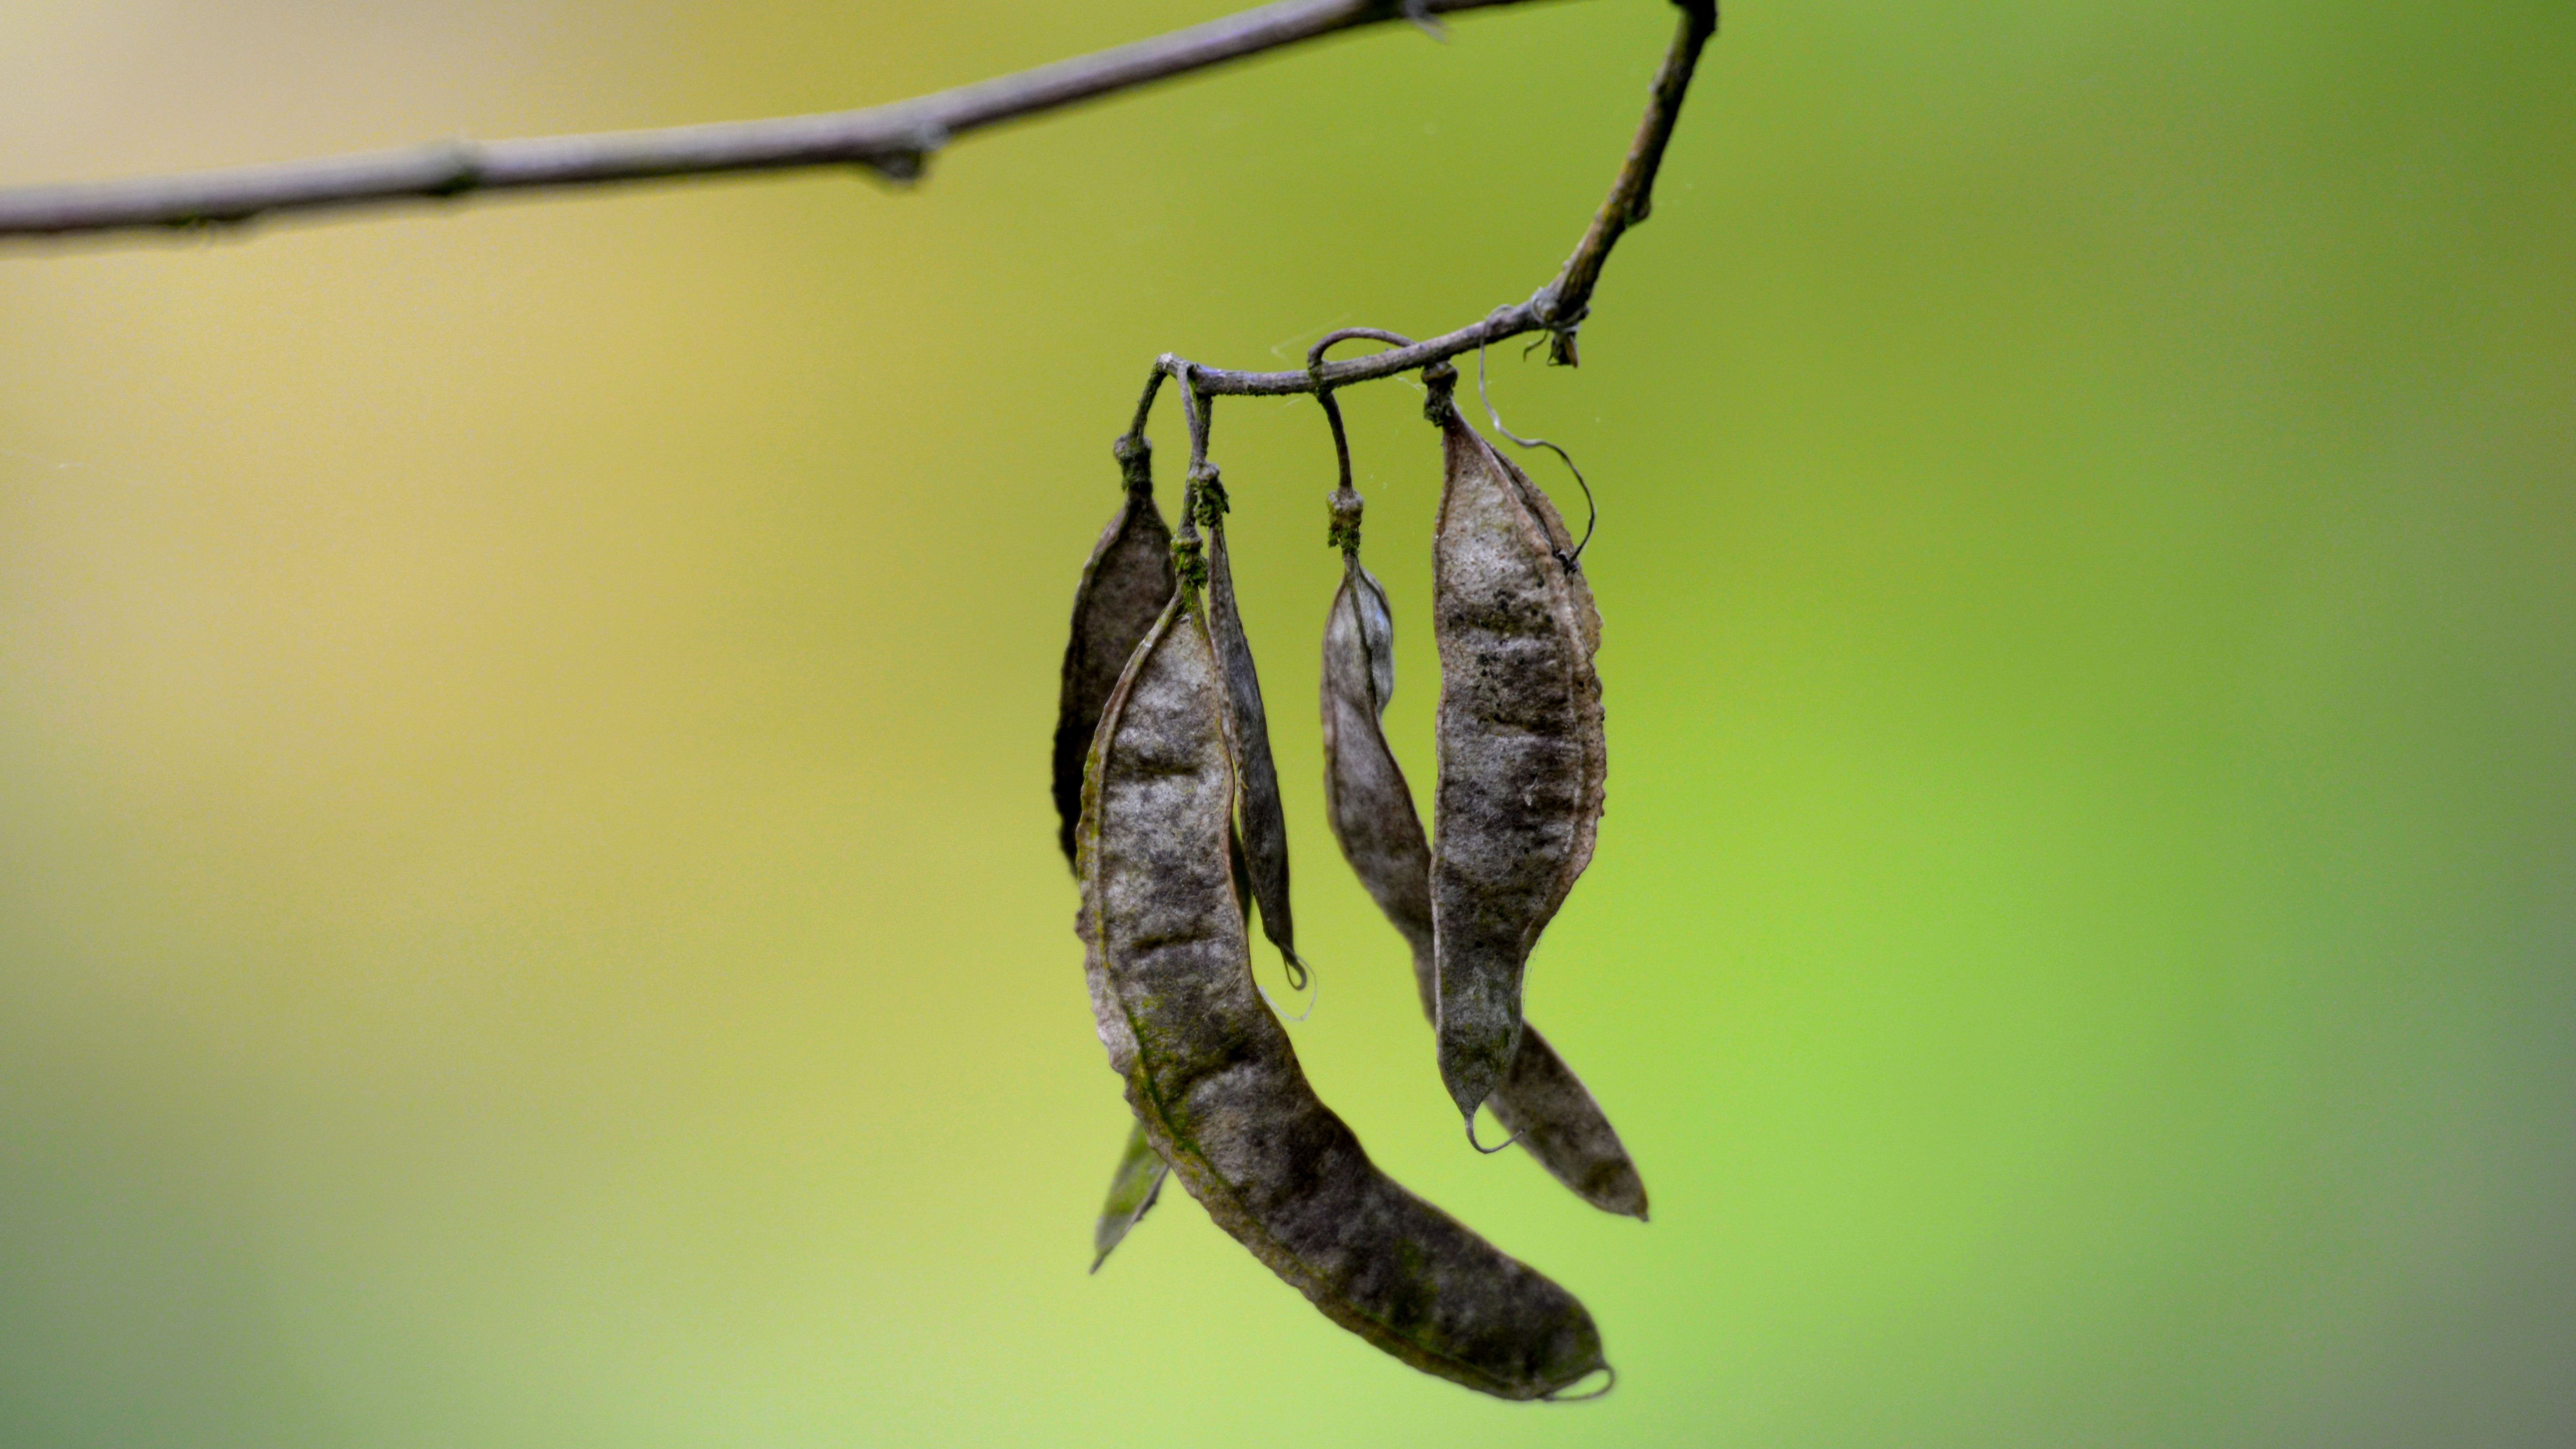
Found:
[5,2,2571,1444]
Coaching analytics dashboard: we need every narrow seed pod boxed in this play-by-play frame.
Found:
[1320,504,1645,1219]
[1196,467,1308,988]
[1320,558,1424,943]
[1090,1119,1170,1272]
[1428,400,1607,1124]
[1077,588,1607,1401]
[1052,433,1175,870]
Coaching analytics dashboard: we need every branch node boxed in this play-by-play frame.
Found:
[1189,463,1229,528]
[423,140,483,199]
[1112,432,1153,493]
[1171,530,1209,591]
[864,153,923,185]
[1523,283,1587,367]
[1546,319,1583,367]
[1421,359,1459,421]
[159,212,253,234]
[1327,485,1363,555]
[861,124,946,185]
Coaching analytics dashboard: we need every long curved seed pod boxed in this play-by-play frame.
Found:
[1320,493,1644,1219]
[1090,1119,1170,1272]
[1195,467,1308,988]
[1428,394,1607,1124]
[1053,433,1175,870]
[1077,585,1607,1401]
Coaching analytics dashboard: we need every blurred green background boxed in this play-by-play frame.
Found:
[4,1,2571,1444]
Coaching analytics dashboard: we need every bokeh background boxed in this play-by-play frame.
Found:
[4,1,2572,1444]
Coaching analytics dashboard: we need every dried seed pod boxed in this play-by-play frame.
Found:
[1087,814,1241,1273]
[1194,467,1308,988]
[1052,433,1175,870]
[1320,498,1644,1219]
[1078,589,1607,1401]
[1090,1119,1170,1272]
[1485,1041,1642,1217]
[1428,397,1607,1124]
[1320,556,1424,946]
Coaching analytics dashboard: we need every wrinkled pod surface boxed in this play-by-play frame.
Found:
[1428,401,1608,1123]
[1055,433,1177,869]
[1056,433,1176,1264]
[1320,491,1644,1218]
[1077,584,1607,1400]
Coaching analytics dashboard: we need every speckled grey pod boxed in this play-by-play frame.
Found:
[1321,525,1642,1219]
[1078,589,1607,1401]
[1428,407,1607,1123]
[1053,434,1175,870]
[1092,816,1245,1273]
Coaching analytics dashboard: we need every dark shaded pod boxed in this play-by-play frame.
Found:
[1193,463,1308,989]
[1320,504,1643,1219]
[1427,402,1607,1123]
[1077,589,1608,1401]
[1052,433,1174,869]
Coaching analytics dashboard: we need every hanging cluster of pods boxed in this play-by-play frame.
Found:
[1051,342,1636,1402]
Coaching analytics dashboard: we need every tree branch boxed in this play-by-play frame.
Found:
[1536,0,1716,362]
[1155,0,1715,398]
[4,0,1717,404]
[0,0,1561,239]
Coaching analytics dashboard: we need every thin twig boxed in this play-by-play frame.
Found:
[1175,367,1215,472]
[0,0,1560,239]
[1127,367,1170,442]
[8,0,1717,406]
[1153,0,1715,396]
[1479,324,1597,562]
[1159,307,1519,397]
[1306,330,1412,494]
[1535,0,1719,362]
